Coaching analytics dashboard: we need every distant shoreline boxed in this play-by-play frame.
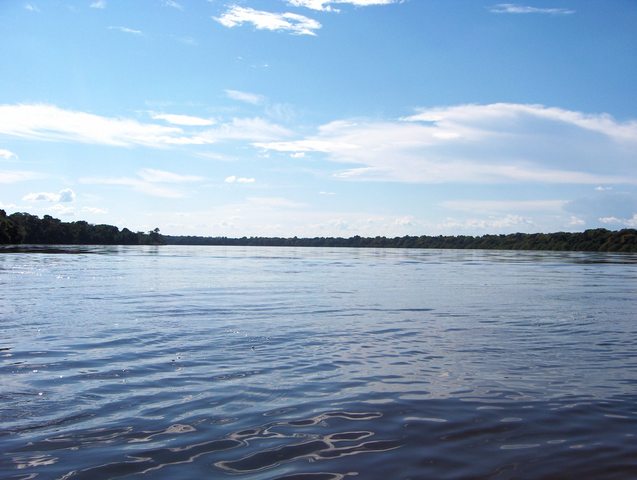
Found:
[162,231,637,252]
[2,210,637,253]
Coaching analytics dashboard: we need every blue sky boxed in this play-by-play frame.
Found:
[1,0,636,237]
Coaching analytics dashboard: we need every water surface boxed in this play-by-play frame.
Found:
[1,246,636,479]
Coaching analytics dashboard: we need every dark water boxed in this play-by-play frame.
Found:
[1,246,637,479]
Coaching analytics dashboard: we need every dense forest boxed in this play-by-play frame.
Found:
[0,211,163,245]
[2,210,637,252]
[164,229,637,252]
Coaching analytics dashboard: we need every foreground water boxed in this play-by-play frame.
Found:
[1,246,636,479]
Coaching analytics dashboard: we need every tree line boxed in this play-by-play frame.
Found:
[2,210,636,252]
[0,211,163,245]
[164,229,637,252]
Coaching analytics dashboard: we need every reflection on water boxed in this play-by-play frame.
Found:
[1,246,637,479]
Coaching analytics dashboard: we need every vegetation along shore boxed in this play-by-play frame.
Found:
[1,210,636,252]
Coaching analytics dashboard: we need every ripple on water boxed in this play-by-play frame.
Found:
[1,246,637,479]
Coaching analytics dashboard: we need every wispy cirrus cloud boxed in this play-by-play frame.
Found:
[289,0,399,12]
[0,104,290,148]
[402,103,637,143]
[163,0,183,10]
[81,168,203,198]
[24,3,40,13]
[90,0,106,9]
[108,26,143,35]
[0,104,201,147]
[201,117,292,142]
[489,3,575,15]
[151,112,215,126]
[257,103,637,186]
[214,6,321,36]
[225,89,265,105]
[225,90,297,124]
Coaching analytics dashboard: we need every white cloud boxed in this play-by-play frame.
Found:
[598,215,637,228]
[257,103,637,185]
[288,0,398,12]
[108,26,143,35]
[154,198,563,237]
[394,215,414,226]
[402,103,637,142]
[215,6,321,36]
[79,178,182,198]
[566,192,637,227]
[225,89,265,105]
[81,169,203,198]
[231,176,256,184]
[151,113,215,126]
[23,192,58,202]
[58,188,76,202]
[302,214,416,236]
[195,151,234,162]
[0,104,290,148]
[441,199,567,213]
[23,188,76,203]
[163,0,183,10]
[489,4,575,15]
[599,216,622,225]
[138,168,203,183]
[568,216,586,227]
[0,149,17,160]
[49,204,75,216]
[438,214,535,232]
[25,4,40,12]
[265,102,297,123]
[0,104,206,148]
[246,196,306,208]
[201,117,292,142]
[90,0,106,9]
[225,175,256,184]
[0,170,38,183]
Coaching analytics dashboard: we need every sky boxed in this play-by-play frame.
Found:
[1,0,636,237]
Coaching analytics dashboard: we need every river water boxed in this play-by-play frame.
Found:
[1,246,636,479]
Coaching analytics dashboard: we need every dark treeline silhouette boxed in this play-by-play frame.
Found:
[0,211,163,245]
[164,229,637,252]
[2,210,636,252]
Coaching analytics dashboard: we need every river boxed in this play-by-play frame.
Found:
[1,246,636,479]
